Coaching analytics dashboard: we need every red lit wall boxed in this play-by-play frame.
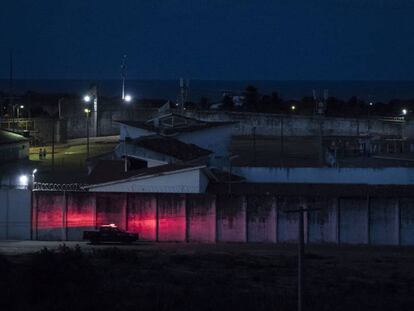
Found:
[157,194,186,241]
[34,192,65,240]
[67,193,96,240]
[216,195,246,242]
[127,194,157,240]
[31,192,414,245]
[96,193,127,230]
[187,194,216,242]
[247,195,276,242]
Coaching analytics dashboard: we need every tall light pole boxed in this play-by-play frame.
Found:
[16,105,24,118]
[121,55,127,100]
[83,86,98,137]
[84,108,91,159]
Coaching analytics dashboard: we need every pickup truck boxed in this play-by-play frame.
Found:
[83,224,139,244]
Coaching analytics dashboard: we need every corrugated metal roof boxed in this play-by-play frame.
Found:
[130,135,212,161]
[0,130,28,145]
[116,117,235,135]
[87,162,203,185]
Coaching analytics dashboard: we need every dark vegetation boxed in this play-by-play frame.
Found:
[1,85,413,119]
[205,85,414,118]
[0,91,167,118]
[1,243,414,311]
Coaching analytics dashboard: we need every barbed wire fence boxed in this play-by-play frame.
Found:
[33,182,89,192]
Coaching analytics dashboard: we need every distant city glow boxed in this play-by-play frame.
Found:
[124,94,132,102]
[83,95,91,103]
[402,109,407,115]
[19,175,29,187]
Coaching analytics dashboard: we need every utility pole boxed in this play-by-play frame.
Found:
[9,50,15,129]
[280,116,284,166]
[124,139,128,173]
[252,126,256,164]
[85,108,91,159]
[284,206,320,311]
[52,118,55,171]
[58,98,64,119]
[313,90,326,166]
[121,55,127,100]
[179,78,190,112]
[9,50,13,116]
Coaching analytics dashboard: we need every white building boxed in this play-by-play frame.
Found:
[115,135,212,167]
[116,113,235,157]
[87,163,242,193]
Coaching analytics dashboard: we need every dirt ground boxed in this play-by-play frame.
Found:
[1,242,413,311]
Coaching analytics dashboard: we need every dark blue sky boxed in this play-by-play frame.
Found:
[1,0,413,80]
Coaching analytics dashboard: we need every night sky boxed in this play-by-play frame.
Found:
[0,0,413,80]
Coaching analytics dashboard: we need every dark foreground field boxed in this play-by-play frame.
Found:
[1,243,414,311]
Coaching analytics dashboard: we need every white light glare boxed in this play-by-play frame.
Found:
[124,94,132,102]
[83,95,91,103]
[19,175,29,186]
[402,109,407,115]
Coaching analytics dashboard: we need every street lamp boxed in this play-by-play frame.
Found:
[83,87,98,137]
[291,105,296,111]
[32,169,37,189]
[84,108,91,158]
[402,108,407,116]
[19,174,29,188]
[17,105,24,118]
[124,94,132,103]
[83,95,91,103]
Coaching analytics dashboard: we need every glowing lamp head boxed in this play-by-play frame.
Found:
[291,105,296,111]
[84,108,91,114]
[124,94,132,102]
[20,105,24,109]
[402,109,407,115]
[83,95,91,103]
[19,175,29,187]
[369,102,373,106]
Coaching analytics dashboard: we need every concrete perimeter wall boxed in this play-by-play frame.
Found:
[184,111,403,137]
[236,167,414,185]
[0,189,31,240]
[32,192,414,245]
[30,109,403,142]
